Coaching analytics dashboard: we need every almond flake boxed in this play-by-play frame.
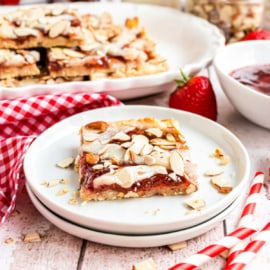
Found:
[211,176,233,193]
[132,258,157,270]
[11,209,20,217]
[140,143,153,155]
[63,48,84,58]
[59,178,68,184]
[170,151,184,176]
[168,241,187,251]
[47,180,59,187]
[129,150,138,162]
[85,153,99,165]
[56,188,69,196]
[205,167,224,176]
[166,133,176,142]
[145,127,163,137]
[111,131,130,141]
[69,198,78,205]
[5,237,14,244]
[56,157,74,168]
[219,155,230,166]
[144,155,156,165]
[23,232,41,243]
[49,20,70,38]
[185,199,206,210]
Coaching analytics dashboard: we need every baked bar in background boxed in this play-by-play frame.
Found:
[0,49,40,79]
[0,5,86,49]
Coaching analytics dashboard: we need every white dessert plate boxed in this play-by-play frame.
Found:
[0,2,225,100]
[24,105,250,235]
[26,183,240,248]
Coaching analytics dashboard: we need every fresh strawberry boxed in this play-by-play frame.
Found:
[169,71,217,121]
[241,28,270,41]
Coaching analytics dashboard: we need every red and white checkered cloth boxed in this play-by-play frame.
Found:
[0,92,122,225]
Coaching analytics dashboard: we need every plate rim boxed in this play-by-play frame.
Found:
[26,183,241,248]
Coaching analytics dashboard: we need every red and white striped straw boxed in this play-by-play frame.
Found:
[168,222,259,270]
[237,172,264,227]
[225,172,265,266]
[225,222,270,270]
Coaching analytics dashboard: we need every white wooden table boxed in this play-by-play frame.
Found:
[1,65,270,270]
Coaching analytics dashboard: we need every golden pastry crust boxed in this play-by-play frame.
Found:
[0,49,40,79]
[78,117,198,202]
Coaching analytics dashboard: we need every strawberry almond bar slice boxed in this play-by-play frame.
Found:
[77,117,198,202]
[0,49,40,79]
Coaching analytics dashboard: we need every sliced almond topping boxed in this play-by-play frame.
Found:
[83,131,99,142]
[85,153,99,165]
[145,127,163,138]
[140,143,153,155]
[13,27,39,37]
[111,131,130,141]
[144,155,156,165]
[129,150,138,162]
[168,172,178,181]
[85,121,109,132]
[49,20,70,38]
[93,164,104,170]
[63,48,84,58]
[168,241,187,251]
[177,133,186,143]
[132,258,157,270]
[166,133,176,142]
[56,157,74,168]
[170,151,184,176]
[129,134,149,154]
[185,199,206,210]
[150,138,176,146]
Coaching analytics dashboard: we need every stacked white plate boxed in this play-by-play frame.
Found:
[24,105,250,248]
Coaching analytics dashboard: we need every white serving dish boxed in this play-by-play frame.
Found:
[0,2,225,100]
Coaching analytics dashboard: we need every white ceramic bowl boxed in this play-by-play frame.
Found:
[213,40,270,129]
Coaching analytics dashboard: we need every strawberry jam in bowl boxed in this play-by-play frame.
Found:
[213,40,270,129]
[230,64,270,96]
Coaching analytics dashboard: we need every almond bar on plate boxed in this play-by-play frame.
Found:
[0,49,40,79]
[77,117,198,202]
[0,5,86,49]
